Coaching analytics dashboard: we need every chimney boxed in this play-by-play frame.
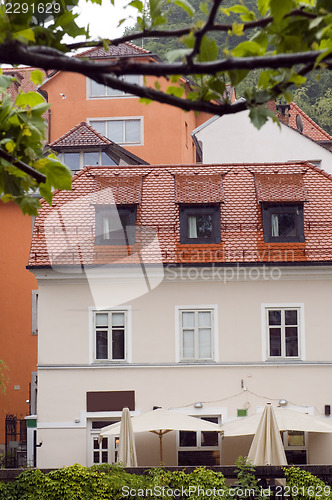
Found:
[276,103,291,125]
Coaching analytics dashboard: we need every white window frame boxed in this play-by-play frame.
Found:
[176,413,222,466]
[32,290,38,335]
[87,75,142,99]
[261,303,305,361]
[89,306,132,364]
[87,117,144,146]
[175,305,219,362]
[88,418,120,466]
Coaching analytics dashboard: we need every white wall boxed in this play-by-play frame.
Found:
[194,111,332,172]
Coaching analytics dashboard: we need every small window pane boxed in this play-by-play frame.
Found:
[268,310,281,325]
[106,83,123,96]
[64,153,80,171]
[112,330,125,359]
[288,431,305,446]
[269,328,281,356]
[201,431,218,447]
[90,80,106,96]
[273,213,296,237]
[101,152,117,166]
[125,120,140,143]
[96,313,108,327]
[183,330,195,358]
[198,311,211,328]
[182,312,195,328]
[285,327,298,356]
[125,74,140,85]
[285,310,298,325]
[84,152,100,166]
[188,216,198,238]
[96,331,108,359]
[93,439,99,450]
[93,451,100,463]
[198,329,211,358]
[112,313,125,327]
[179,431,196,447]
[107,121,123,143]
[90,121,106,136]
[102,451,108,463]
[196,215,213,238]
[101,438,108,448]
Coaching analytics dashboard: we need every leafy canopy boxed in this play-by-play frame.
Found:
[0,0,332,213]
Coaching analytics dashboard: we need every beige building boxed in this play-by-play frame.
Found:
[28,162,332,468]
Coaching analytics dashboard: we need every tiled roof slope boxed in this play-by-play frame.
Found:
[50,122,111,148]
[289,102,332,141]
[28,162,332,268]
[255,174,308,202]
[78,42,152,59]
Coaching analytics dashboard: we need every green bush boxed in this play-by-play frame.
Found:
[284,466,332,500]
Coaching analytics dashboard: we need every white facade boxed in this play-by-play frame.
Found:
[33,264,332,468]
[192,111,332,172]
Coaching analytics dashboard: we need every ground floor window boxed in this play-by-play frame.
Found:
[90,420,120,465]
[283,430,307,464]
[178,416,221,466]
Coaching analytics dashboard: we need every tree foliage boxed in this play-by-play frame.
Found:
[0,0,332,213]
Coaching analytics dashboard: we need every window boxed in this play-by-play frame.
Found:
[263,305,304,360]
[93,310,128,361]
[262,204,304,243]
[283,431,307,464]
[180,205,221,244]
[177,307,217,361]
[95,205,137,246]
[178,416,221,465]
[89,75,141,98]
[90,420,120,465]
[90,119,142,145]
[62,151,116,172]
[32,291,38,335]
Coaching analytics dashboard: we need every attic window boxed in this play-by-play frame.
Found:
[262,204,304,243]
[180,205,221,244]
[95,205,137,246]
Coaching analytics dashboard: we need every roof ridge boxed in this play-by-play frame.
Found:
[49,122,111,147]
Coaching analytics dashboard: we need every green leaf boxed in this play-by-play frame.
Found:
[30,70,44,86]
[198,35,218,62]
[232,41,264,57]
[19,196,41,216]
[270,0,294,24]
[154,80,161,90]
[232,22,244,36]
[4,140,15,153]
[249,107,278,129]
[13,29,36,43]
[15,91,45,108]
[166,86,185,98]
[258,0,270,16]
[0,74,14,90]
[166,48,192,62]
[139,97,153,105]
[129,0,144,12]
[168,0,194,17]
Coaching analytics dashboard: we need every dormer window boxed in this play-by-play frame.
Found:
[180,205,221,244]
[262,204,305,243]
[254,173,307,243]
[95,205,137,246]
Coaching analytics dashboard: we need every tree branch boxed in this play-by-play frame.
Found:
[0,148,47,184]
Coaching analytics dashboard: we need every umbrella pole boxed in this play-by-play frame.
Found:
[159,431,163,465]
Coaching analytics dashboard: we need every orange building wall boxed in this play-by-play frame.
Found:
[42,70,213,165]
[0,202,38,445]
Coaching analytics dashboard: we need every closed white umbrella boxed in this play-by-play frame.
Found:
[99,408,222,465]
[221,408,332,436]
[117,407,137,467]
[247,404,287,466]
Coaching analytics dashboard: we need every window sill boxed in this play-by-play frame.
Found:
[265,358,303,363]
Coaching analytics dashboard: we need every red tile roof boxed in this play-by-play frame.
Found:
[175,175,224,203]
[28,162,332,268]
[94,175,143,204]
[254,174,308,202]
[78,42,152,59]
[2,67,47,98]
[50,122,111,148]
[289,102,332,141]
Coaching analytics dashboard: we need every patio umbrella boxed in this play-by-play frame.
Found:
[221,407,332,436]
[247,404,287,466]
[99,408,222,465]
[117,407,138,467]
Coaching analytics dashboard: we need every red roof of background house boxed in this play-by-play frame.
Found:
[2,67,47,99]
[50,122,112,148]
[28,162,332,268]
[289,102,332,141]
[78,41,153,59]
